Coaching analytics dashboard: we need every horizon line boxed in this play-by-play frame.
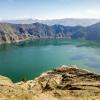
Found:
[0,17,100,21]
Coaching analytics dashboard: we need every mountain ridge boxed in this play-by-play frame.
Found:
[0,22,100,44]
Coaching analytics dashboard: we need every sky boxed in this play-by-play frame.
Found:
[0,0,100,20]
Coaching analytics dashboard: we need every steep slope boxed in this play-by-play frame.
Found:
[0,22,100,44]
[86,22,100,41]
[0,23,30,44]
[51,25,83,38]
[72,22,100,40]
[0,23,83,44]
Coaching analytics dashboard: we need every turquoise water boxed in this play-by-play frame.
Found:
[0,39,100,82]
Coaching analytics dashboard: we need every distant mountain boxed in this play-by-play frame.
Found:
[0,22,100,44]
[72,22,100,41]
[40,18,100,26]
[1,18,100,26]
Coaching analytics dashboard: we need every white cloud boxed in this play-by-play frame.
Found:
[0,18,3,21]
[86,9,100,18]
[1,16,35,20]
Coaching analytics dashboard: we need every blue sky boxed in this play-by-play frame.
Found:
[0,0,100,20]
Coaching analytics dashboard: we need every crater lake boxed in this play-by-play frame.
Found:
[0,39,100,82]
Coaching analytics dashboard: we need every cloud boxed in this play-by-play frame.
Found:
[0,18,3,21]
[86,9,100,18]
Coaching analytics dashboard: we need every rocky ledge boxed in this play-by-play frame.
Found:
[0,65,100,100]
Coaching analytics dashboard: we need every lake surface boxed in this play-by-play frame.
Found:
[0,39,100,82]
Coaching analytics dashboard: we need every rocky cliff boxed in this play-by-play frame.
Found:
[0,65,100,100]
[0,22,100,44]
[0,23,31,44]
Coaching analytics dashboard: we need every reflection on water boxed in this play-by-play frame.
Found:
[0,39,100,82]
[15,39,73,47]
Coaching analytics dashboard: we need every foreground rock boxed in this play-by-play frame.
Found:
[0,65,100,100]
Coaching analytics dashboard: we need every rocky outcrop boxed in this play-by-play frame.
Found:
[0,65,100,100]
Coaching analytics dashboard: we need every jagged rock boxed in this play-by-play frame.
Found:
[0,65,100,100]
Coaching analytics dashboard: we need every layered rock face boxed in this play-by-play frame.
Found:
[0,23,31,44]
[1,22,100,44]
[0,65,100,100]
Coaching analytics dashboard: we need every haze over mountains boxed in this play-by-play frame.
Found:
[1,18,100,26]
